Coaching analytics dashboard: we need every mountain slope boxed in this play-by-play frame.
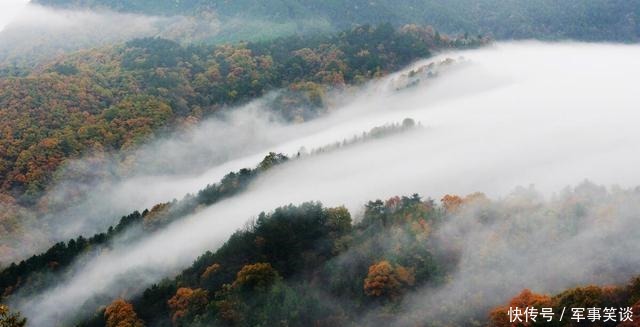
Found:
[0,24,483,266]
[33,0,640,41]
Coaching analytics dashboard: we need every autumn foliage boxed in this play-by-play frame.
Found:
[232,263,280,293]
[0,23,483,210]
[167,287,209,325]
[104,299,144,327]
[201,263,221,280]
[441,192,488,213]
[0,304,26,327]
[441,194,464,212]
[0,25,485,267]
[363,260,415,299]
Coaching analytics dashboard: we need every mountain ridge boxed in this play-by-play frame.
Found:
[32,0,640,41]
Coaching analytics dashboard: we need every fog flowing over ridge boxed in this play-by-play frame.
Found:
[38,91,371,242]
[0,2,330,73]
[0,3,220,70]
[11,42,640,325]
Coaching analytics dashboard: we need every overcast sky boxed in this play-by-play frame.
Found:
[0,0,29,31]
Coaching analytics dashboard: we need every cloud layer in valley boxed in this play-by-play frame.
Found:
[11,42,640,325]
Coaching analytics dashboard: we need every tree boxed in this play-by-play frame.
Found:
[362,199,386,227]
[201,263,221,280]
[104,299,144,327]
[325,206,352,238]
[232,263,280,293]
[363,260,414,300]
[257,152,288,171]
[215,296,242,325]
[402,118,415,128]
[441,194,464,212]
[167,288,208,325]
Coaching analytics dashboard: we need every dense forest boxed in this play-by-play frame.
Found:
[33,0,640,42]
[72,183,640,327]
[0,118,422,312]
[0,24,484,266]
[0,24,479,203]
[1,1,639,326]
[3,152,640,326]
[4,0,636,82]
[0,146,479,326]
[0,152,289,300]
[89,196,441,327]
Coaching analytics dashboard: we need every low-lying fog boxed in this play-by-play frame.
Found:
[0,2,220,68]
[0,0,28,32]
[0,2,328,71]
[12,42,640,325]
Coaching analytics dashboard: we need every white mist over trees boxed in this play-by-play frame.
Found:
[10,42,640,325]
[0,0,29,31]
[0,3,221,71]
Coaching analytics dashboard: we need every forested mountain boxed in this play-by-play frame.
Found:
[1,1,639,326]
[33,0,640,41]
[0,120,420,307]
[9,188,444,326]
[96,196,440,327]
[4,0,635,80]
[0,24,478,205]
[5,175,639,326]
[0,152,290,301]
[0,24,483,266]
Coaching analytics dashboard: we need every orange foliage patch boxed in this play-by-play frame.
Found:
[363,260,415,300]
[201,263,221,280]
[104,299,144,327]
[167,287,208,325]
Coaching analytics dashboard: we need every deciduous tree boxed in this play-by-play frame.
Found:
[104,299,144,327]
[363,260,415,300]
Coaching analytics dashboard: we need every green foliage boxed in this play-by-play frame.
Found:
[127,201,356,326]
[52,63,79,76]
[0,211,142,297]
[117,194,445,326]
[0,153,287,298]
[32,0,640,42]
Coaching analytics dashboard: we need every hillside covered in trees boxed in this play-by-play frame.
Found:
[0,24,484,266]
[4,169,640,326]
[0,24,480,203]
[1,1,640,327]
[3,0,636,84]
[33,0,640,42]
